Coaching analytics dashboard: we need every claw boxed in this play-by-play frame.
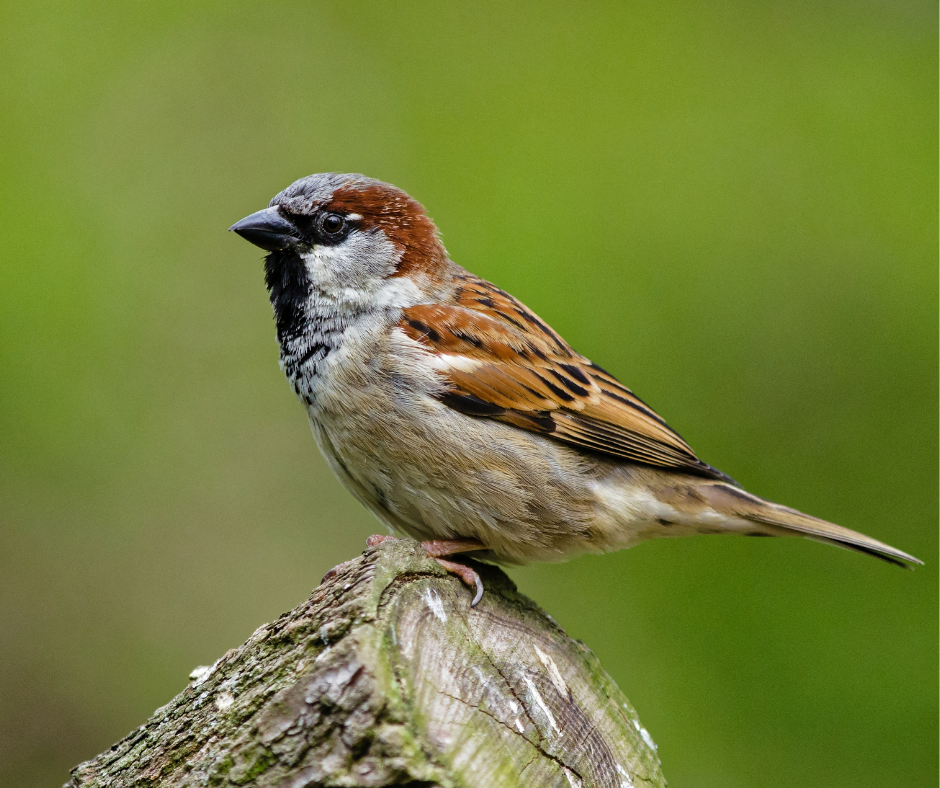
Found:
[434,557,485,606]
[471,573,484,607]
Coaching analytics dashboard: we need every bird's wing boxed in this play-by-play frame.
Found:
[400,274,731,481]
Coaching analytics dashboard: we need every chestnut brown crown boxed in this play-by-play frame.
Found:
[275,173,447,277]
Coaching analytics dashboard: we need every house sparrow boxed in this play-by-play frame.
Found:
[231,173,920,605]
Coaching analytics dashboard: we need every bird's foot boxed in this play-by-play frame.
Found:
[366,534,398,548]
[432,557,485,606]
[364,535,486,606]
[321,557,358,583]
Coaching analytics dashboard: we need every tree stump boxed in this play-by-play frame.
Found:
[66,538,666,787]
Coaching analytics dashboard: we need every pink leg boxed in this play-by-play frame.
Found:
[420,538,485,558]
[420,539,486,606]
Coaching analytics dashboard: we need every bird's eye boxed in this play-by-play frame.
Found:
[321,213,345,235]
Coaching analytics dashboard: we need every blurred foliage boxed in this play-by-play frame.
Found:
[0,2,935,786]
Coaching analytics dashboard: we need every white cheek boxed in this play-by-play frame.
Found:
[302,244,345,281]
[299,229,402,294]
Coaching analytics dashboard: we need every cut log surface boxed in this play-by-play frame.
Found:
[66,539,666,788]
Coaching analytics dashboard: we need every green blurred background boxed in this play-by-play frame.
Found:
[0,2,936,786]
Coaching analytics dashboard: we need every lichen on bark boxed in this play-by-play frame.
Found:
[66,539,666,788]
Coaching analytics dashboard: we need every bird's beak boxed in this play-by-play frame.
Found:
[229,207,302,251]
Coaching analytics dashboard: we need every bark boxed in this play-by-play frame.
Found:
[66,538,666,788]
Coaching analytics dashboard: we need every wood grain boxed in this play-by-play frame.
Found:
[65,539,665,788]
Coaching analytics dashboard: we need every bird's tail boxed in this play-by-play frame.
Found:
[699,483,922,567]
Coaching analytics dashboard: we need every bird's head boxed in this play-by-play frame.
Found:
[231,173,447,344]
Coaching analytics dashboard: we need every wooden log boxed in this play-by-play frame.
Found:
[65,538,666,787]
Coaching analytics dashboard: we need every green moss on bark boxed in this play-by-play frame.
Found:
[66,539,666,788]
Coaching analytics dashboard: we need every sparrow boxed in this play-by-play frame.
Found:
[230,173,920,605]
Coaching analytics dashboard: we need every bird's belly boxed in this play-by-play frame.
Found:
[305,389,618,564]
[299,337,700,564]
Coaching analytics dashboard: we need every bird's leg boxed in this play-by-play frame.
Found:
[420,538,486,606]
[363,535,487,606]
[420,538,486,558]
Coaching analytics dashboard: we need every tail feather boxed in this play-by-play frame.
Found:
[701,483,922,568]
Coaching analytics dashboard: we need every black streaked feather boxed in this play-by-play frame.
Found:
[546,368,590,397]
[405,319,440,343]
[437,391,506,416]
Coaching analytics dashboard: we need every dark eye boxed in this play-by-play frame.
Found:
[321,213,345,235]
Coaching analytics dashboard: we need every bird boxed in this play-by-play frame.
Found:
[230,173,920,605]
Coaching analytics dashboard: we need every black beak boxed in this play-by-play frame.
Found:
[229,207,302,251]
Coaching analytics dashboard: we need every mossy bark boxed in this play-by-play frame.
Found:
[66,539,666,788]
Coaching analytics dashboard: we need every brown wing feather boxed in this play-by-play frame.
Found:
[402,274,731,481]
